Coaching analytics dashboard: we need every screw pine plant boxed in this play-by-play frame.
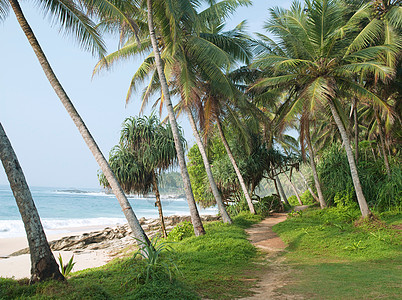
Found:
[58,254,76,277]
[134,236,179,283]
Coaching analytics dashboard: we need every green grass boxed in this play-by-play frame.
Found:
[172,212,263,299]
[0,212,262,300]
[272,208,402,299]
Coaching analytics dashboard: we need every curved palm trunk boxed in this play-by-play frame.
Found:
[216,120,255,214]
[276,176,290,206]
[9,0,149,245]
[284,172,303,205]
[328,99,371,217]
[375,111,391,176]
[306,129,327,208]
[353,99,359,163]
[186,108,232,223]
[152,172,167,238]
[298,170,320,203]
[0,123,64,283]
[272,177,284,211]
[146,0,205,235]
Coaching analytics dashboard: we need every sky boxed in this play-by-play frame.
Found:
[0,0,292,189]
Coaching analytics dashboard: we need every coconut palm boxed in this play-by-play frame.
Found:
[252,0,397,217]
[0,123,64,282]
[94,0,252,220]
[4,0,150,252]
[247,30,329,208]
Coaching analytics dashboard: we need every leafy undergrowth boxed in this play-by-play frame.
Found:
[272,208,402,299]
[0,212,261,300]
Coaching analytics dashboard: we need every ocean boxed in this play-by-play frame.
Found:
[0,185,217,238]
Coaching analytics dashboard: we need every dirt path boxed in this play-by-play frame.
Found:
[242,207,308,299]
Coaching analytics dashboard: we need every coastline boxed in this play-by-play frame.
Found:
[0,215,220,279]
[0,227,112,280]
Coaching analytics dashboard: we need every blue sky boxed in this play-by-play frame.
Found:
[0,0,292,188]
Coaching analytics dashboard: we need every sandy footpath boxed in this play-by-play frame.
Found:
[0,226,115,280]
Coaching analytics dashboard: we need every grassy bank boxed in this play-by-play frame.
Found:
[0,213,262,299]
[273,207,402,299]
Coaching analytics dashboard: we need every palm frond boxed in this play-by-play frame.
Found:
[0,0,9,23]
[37,0,106,57]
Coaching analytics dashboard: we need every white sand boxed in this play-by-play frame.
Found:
[0,226,116,280]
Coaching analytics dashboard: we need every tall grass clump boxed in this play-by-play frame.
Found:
[317,144,401,211]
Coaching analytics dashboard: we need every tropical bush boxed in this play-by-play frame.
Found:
[226,194,282,217]
[254,195,283,217]
[167,222,194,242]
[288,190,316,206]
[317,144,401,210]
[134,236,179,283]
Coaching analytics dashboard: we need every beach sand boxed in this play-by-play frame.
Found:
[0,226,117,280]
[0,214,219,280]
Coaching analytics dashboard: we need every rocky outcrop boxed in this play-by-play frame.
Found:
[11,215,220,256]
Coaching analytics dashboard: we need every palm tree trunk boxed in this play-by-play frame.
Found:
[298,170,320,203]
[276,176,290,206]
[284,171,303,205]
[328,99,371,217]
[146,0,205,235]
[272,177,285,211]
[9,0,149,245]
[353,99,359,163]
[216,120,255,214]
[186,108,232,223]
[375,111,391,176]
[0,123,64,283]
[306,129,327,208]
[370,143,377,161]
[152,172,167,238]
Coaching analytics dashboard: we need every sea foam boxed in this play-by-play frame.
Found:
[0,218,127,239]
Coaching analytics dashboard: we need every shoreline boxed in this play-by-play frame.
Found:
[0,226,114,280]
[0,214,220,279]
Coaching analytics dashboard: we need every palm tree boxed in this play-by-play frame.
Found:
[252,0,396,217]
[119,115,185,238]
[247,30,328,209]
[145,0,205,235]
[0,123,64,282]
[93,1,251,221]
[6,0,149,245]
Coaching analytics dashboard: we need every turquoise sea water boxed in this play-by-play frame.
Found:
[0,185,217,238]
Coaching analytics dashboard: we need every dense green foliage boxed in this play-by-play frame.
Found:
[226,194,283,217]
[317,144,402,210]
[287,190,315,206]
[98,115,184,195]
[272,207,402,298]
[167,221,194,242]
[188,132,300,208]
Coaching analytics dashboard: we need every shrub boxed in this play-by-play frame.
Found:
[376,165,402,211]
[134,236,179,284]
[288,190,316,206]
[317,143,401,210]
[334,187,358,209]
[253,194,282,217]
[227,194,282,217]
[225,196,250,217]
[167,221,194,242]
